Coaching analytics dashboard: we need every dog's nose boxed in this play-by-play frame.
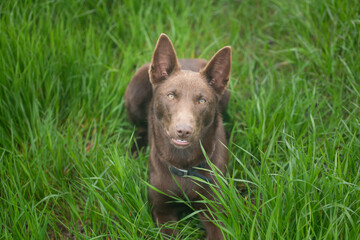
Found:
[176,124,193,138]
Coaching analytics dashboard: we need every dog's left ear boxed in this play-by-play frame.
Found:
[149,34,180,85]
[201,46,232,95]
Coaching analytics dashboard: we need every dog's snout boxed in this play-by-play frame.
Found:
[176,124,193,138]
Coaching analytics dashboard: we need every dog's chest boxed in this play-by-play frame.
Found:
[150,168,207,200]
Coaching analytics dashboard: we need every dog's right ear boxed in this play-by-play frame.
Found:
[149,34,180,85]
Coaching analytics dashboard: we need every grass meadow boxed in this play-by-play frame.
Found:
[1,0,360,239]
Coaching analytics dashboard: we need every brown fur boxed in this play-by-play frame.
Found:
[125,34,231,240]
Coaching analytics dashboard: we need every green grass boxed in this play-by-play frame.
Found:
[1,0,359,239]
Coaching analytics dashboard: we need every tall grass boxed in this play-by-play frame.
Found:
[0,0,359,239]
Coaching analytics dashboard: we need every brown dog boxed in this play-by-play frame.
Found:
[125,34,231,239]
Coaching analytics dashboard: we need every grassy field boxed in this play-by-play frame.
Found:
[1,0,359,239]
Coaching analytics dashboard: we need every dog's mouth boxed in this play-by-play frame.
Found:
[171,138,190,146]
[166,130,191,148]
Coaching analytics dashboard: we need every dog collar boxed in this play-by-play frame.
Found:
[169,161,213,184]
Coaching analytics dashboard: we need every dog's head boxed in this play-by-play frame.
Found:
[149,34,231,149]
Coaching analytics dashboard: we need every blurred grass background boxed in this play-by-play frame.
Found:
[0,0,359,239]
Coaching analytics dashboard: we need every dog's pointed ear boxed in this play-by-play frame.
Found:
[201,46,231,95]
[149,34,180,85]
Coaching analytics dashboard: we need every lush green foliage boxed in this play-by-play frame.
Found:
[1,0,359,239]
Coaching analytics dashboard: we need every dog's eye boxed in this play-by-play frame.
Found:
[199,98,206,104]
[168,93,175,100]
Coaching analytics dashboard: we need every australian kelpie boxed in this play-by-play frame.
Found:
[125,34,231,240]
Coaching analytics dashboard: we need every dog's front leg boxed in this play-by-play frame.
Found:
[198,210,225,240]
[152,207,179,239]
